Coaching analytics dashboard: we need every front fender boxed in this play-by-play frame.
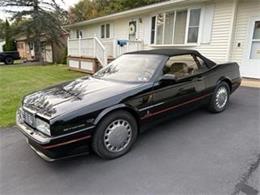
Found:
[93,104,129,125]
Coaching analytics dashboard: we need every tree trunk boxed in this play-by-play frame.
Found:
[34,35,43,63]
[32,0,43,64]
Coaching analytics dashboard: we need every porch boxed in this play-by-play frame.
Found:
[67,37,143,73]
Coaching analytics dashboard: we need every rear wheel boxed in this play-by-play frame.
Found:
[4,57,14,65]
[208,82,230,113]
[92,110,138,159]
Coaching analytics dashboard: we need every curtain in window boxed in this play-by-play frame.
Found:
[174,10,187,44]
[188,9,201,43]
[164,11,175,44]
[156,14,164,44]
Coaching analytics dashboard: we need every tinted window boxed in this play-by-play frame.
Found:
[94,54,164,82]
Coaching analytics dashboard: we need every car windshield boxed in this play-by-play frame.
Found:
[93,54,165,82]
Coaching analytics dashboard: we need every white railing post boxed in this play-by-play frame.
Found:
[94,37,107,66]
[93,38,96,58]
[113,39,117,58]
[78,37,81,56]
[104,49,107,66]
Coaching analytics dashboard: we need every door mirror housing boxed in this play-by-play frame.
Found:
[159,74,177,83]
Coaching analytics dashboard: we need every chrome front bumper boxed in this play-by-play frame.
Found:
[17,107,95,146]
[16,108,51,145]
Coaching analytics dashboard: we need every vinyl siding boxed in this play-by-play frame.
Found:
[68,0,237,64]
[143,0,235,63]
[230,0,260,64]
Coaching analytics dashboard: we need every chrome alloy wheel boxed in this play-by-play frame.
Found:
[104,119,132,153]
[215,86,228,109]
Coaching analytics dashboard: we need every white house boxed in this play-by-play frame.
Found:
[65,0,260,78]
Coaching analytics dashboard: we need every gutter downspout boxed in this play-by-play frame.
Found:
[227,0,238,61]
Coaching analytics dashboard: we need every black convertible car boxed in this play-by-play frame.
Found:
[16,49,241,161]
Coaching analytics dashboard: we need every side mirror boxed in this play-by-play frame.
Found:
[159,74,176,83]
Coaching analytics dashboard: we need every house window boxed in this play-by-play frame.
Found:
[151,8,201,45]
[164,11,175,44]
[156,13,164,44]
[101,25,105,38]
[174,10,187,44]
[106,24,110,38]
[150,16,156,44]
[101,24,111,39]
[188,9,201,43]
[76,30,82,39]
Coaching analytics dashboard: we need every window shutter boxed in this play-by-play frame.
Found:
[201,4,215,44]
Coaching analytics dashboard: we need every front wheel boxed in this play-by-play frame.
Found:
[4,57,14,65]
[92,110,138,159]
[208,82,230,113]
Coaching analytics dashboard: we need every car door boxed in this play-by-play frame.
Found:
[141,54,207,121]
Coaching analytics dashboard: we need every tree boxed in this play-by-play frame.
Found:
[68,0,100,23]
[0,19,5,40]
[68,0,168,23]
[0,0,67,62]
[104,0,165,14]
[3,20,16,51]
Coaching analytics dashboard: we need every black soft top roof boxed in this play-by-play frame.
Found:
[126,49,216,67]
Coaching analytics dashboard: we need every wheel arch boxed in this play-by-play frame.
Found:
[94,104,140,132]
[4,55,13,60]
[217,77,232,92]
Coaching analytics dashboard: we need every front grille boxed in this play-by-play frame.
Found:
[22,109,35,127]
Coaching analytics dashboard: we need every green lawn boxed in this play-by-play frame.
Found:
[0,64,86,127]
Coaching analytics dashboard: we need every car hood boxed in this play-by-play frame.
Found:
[23,77,145,119]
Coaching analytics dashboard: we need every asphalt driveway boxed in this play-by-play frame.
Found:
[0,87,259,195]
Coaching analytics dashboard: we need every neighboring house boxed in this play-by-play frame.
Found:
[15,34,67,63]
[0,40,5,52]
[65,0,260,78]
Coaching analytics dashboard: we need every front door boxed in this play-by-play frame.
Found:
[129,20,138,41]
[242,17,260,78]
[143,54,207,121]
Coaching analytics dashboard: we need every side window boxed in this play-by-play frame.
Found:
[101,24,111,39]
[194,56,209,74]
[163,54,199,79]
[196,56,206,67]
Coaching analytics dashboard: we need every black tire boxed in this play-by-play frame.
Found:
[208,81,230,113]
[92,110,138,159]
[4,57,14,65]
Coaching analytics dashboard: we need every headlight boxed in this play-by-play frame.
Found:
[36,118,51,136]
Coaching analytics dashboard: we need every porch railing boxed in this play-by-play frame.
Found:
[67,37,107,66]
[115,40,144,57]
[67,37,144,65]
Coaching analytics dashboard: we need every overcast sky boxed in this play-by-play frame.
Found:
[0,0,81,20]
